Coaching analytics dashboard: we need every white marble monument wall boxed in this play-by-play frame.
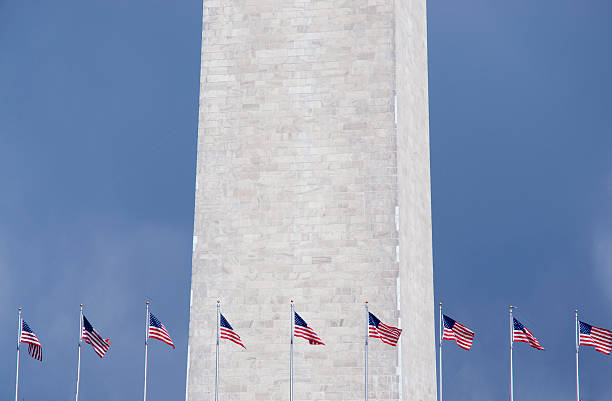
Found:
[187,0,436,399]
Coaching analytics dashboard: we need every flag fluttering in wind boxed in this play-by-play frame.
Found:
[513,318,544,350]
[20,320,42,361]
[149,312,175,349]
[368,312,402,346]
[82,316,111,358]
[220,313,245,349]
[294,312,325,345]
[579,321,612,355]
[443,315,474,350]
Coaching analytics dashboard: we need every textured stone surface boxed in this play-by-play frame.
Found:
[186,0,435,399]
[395,0,438,399]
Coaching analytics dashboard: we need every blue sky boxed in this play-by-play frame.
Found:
[0,1,610,400]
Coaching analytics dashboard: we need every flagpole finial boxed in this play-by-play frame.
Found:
[575,309,578,313]
[217,299,220,304]
[290,299,294,303]
[80,304,83,307]
[439,302,442,306]
[509,305,514,309]
[18,307,21,311]
[365,300,368,304]
[146,301,150,305]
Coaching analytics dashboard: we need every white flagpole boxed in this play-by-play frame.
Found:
[76,304,83,401]
[215,300,220,401]
[575,309,580,401]
[509,305,514,401]
[290,300,294,401]
[144,301,150,401]
[439,303,443,401]
[365,301,368,401]
[15,307,22,401]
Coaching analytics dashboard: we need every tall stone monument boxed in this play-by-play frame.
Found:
[186,0,436,399]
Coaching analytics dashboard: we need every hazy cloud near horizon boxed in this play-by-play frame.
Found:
[0,217,192,401]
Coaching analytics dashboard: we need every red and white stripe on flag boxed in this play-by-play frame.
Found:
[20,320,43,361]
[368,312,402,347]
[442,314,474,350]
[294,312,325,345]
[83,316,111,358]
[513,318,544,350]
[149,312,175,349]
[579,321,612,355]
[220,313,245,349]
[220,327,245,348]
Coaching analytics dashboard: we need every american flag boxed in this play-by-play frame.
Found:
[82,315,111,358]
[513,318,544,350]
[579,321,612,355]
[149,312,175,349]
[443,314,474,350]
[368,312,402,347]
[20,320,42,361]
[220,313,245,349]
[293,312,325,345]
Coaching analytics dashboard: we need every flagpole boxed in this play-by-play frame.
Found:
[215,300,220,401]
[144,301,150,401]
[439,302,443,401]
[15,307,22,401]
[76,304,83,401]
[365,301,368,401]
[509,305,514,401]
[575,309,579,401]
[290,300,294,401]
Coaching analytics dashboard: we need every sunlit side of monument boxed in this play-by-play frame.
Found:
[186,0,436,399]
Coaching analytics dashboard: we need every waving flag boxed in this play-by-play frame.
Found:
[20,320,43,361]
[513,318,544,350]
[149,312,175,349]
[82,316,111,358]
[220,313,245,349]
[443,315,474,350]
[579,321,612,355]
[368,312,402,346]
[293,312,325,345]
